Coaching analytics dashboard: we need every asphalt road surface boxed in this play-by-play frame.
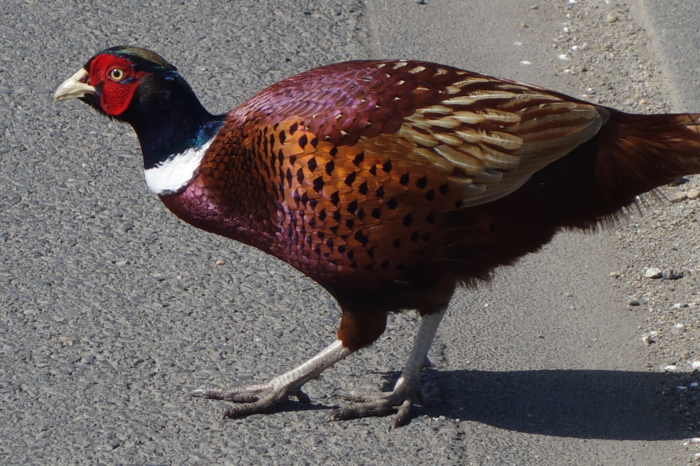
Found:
[1,1,693,464]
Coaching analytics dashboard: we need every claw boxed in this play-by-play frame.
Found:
[331,388,417,427]
[192,383,313,419]
[394,399,413,427]
[188,310,443,427]
[329,310,445,426]
[192,382,292,418]
[190,340,351,419]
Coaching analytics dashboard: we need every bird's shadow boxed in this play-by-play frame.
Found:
[399,368,694,440]
[221,369,695,440]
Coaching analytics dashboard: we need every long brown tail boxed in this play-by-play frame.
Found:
[594,110,700,205]
[528,109,700,230]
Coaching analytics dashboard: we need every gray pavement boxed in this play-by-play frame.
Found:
[0,1,695,464]
[639,0,700,109]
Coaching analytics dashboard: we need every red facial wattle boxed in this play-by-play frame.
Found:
[88,54,146,116]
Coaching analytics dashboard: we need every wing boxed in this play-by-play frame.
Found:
[231,59,606,209]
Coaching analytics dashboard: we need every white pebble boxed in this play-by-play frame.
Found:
[641,331,658,345]
[520,60,532,65]
[558,54,571,61]
[663,364,678,371]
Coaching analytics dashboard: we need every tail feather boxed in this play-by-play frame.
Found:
[519,109,700,231]
[595,111,700,205]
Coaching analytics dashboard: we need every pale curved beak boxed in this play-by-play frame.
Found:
[53,68,96,102]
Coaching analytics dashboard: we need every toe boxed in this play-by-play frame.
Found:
[393,399,413,427]
[223,392,279,418]
[331,391,416,426]
[331,399,397,421]
[331,389,416,427]
[191,385,266,402]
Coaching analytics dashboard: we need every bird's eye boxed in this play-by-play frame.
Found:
[108,68,126,81]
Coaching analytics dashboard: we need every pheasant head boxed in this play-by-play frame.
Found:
[54,46,224,191]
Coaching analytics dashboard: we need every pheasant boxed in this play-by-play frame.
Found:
[54,46,700,427]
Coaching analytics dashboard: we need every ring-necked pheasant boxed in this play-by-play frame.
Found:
[54,46,700,426]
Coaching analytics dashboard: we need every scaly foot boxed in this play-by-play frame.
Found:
[332,385,420,427]
[192,382,310,418]
[192,340,351,418]
[332,310,445,427]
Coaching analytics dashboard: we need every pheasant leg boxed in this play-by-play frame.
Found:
[192,339,351,418]
[332,308,445,427]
